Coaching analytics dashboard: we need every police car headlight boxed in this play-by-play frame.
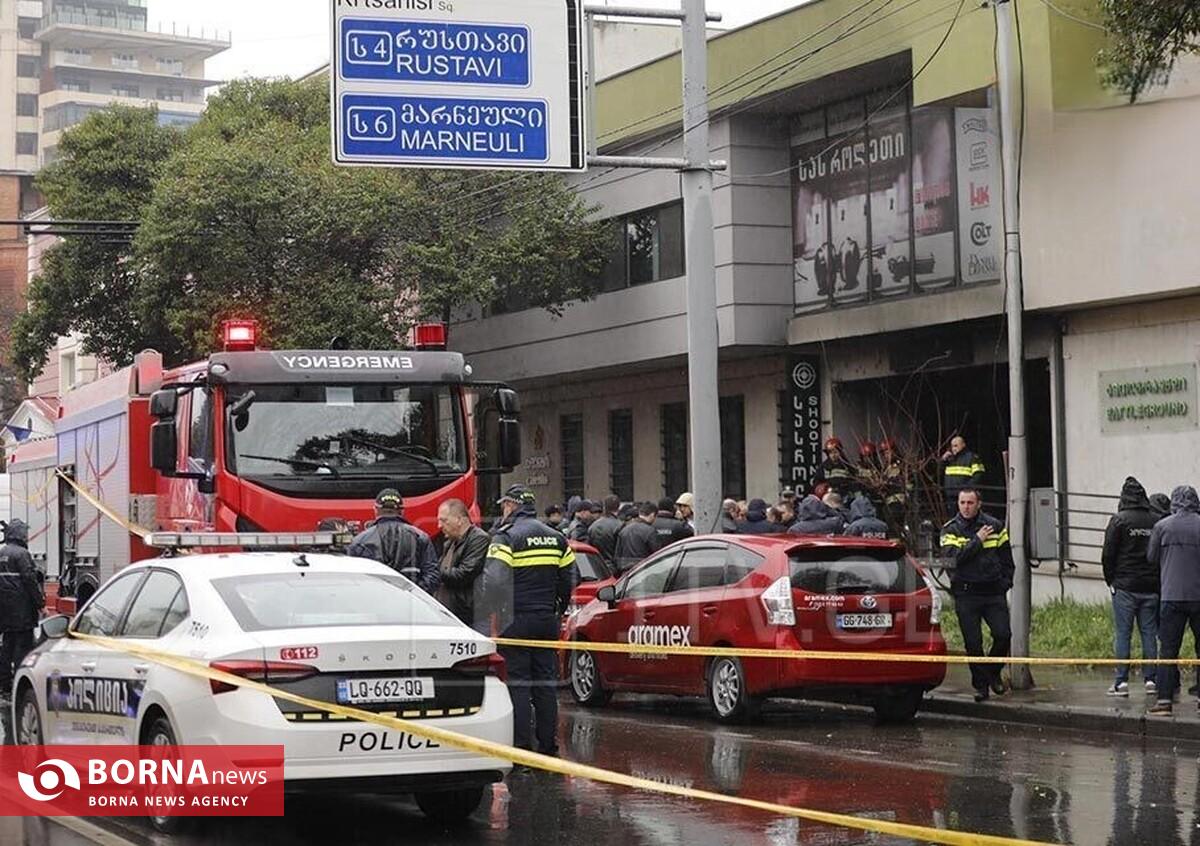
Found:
[20,651,40,669]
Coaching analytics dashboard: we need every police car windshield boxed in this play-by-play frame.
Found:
[226,383,466,479]
[788,547,919,595]
[212,573,454,631]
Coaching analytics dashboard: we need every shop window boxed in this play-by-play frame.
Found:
[719,396,746,501]
[560,414,585,501]
[660,402,688,499]
[608,409,634,501]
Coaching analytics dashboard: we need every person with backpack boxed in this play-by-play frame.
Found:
[347,489,440,595]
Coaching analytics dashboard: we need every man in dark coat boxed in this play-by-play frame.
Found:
[788,495,845,536]
[435,499,491,630]
[719,499,741,533]
[348,489,440,595]
[941,488,1014,702]
[1147,486,1200,716]
[615,502,659,573]
[587,496,623,566]
[1101,477,1161,697]
[0,519,44,699]
[651,497,693,549]
[844,496,890,539]
[738,499,786,534]
[941,436,986,512]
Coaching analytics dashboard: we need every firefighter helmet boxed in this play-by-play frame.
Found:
[859,441,876,458]
[824,437,843,452]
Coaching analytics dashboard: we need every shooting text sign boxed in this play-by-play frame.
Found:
[332,0,586,171]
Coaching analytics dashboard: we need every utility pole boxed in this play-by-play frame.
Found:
[679,0,721,535]
[994,0,1033,690]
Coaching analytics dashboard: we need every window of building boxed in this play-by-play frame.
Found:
[60,352,77,393]
[660,402,688,499]
[17,95,38,117]
[608,409,634,501]
[156,57,184,76]
[58,47,92,65]
[112,53,138,70]
[719,396,746,501]
[17,56,40,78]
[598,202,686,294]
[156,88,185,102]
[112,83,140,98]
[18,17,40,39]
[560,414,585,501]
[60,78,90,93]
[16,133,38,156]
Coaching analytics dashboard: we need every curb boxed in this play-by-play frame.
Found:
[920,693,1200,741]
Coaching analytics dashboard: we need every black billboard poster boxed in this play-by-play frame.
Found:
[792,138,834,314]
[910,107,957,290]
[783,355,823,494]
[867,112,912,297]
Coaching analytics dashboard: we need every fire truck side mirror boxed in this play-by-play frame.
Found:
[498,419,521,471]
[151,419,179,475]
[149,389,178,419]
[494,388,520,416]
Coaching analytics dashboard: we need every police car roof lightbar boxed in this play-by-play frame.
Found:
[146,531,353,550]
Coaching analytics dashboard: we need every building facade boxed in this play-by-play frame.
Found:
[451,0,1200,602]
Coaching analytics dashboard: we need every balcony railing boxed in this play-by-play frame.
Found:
[39,11,231,44]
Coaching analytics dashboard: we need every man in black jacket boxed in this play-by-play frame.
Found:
[0,520,44,699]
[652,497,693,550]
[1101,477,1161,697]
[435,499,491,630]
[941,488,1014,702]
[587,495,623,566]
[348,490,440,595]
[480,486,577,755]
[615,502,659,573]
[941,436,986,512]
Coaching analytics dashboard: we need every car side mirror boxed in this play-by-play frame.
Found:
[151,419,179,474]
[41,615,71,640]
[149,388,178,419]
[494,388,520,416]
[497,419,521,471]
[596,585,617,607]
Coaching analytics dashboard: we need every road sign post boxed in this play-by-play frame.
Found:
[332,0,587,171]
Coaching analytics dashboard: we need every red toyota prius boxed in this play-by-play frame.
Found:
[563,535,946,724]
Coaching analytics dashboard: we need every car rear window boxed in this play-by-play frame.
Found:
[574,551,612,582]
[212,573,453,632]
[788,547,919,595]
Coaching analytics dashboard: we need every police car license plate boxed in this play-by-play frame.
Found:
[336,676,435,705]
[836,613,893,630]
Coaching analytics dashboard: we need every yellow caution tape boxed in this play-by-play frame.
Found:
[70,632,1062,846]
[495,637,1200,667]
[55,469,152,541]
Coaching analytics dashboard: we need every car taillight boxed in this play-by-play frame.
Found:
[453,652,506,683]
[917,567,943,625]
[209,660,318,695]
[760,576,795,626]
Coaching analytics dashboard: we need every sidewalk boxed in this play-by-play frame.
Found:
[921,664,1200,741]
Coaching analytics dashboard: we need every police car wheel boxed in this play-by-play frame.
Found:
[16,688,42,745]
[144,716,193,834]
[414,785,485,823]
[569,650,611,707]
[706,657,759,724]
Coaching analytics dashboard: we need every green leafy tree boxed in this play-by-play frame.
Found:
[12,77,610,379]
[10,107,182,381]
[1099,0,1200,101]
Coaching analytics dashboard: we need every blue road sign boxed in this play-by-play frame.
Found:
[341,94,549,163]
[340,18,531,87]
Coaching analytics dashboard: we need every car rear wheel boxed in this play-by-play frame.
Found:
[569,649,612,707]
[873,687,924,724]
[144,715,193,835]
[16,687,42,746]
[706,657,759,724]
[415,785,485,824]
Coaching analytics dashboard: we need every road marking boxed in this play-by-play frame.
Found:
[48,816,140,846]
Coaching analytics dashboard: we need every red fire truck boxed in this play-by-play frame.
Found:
[5,321,520,610]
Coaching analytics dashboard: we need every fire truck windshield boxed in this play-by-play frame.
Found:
[225,383,466,481]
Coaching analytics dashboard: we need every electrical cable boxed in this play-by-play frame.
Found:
[1036,0,1108,32]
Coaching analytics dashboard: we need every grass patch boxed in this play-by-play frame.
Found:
[939,598,1198,670]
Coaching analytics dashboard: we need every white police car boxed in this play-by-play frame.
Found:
[11,549,513,826]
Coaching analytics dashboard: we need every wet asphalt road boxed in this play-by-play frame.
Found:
[5,694,1200,846]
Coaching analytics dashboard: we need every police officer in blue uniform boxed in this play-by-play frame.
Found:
[481,486,577,756]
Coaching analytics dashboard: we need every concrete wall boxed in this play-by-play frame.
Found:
[500,356,786,509]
